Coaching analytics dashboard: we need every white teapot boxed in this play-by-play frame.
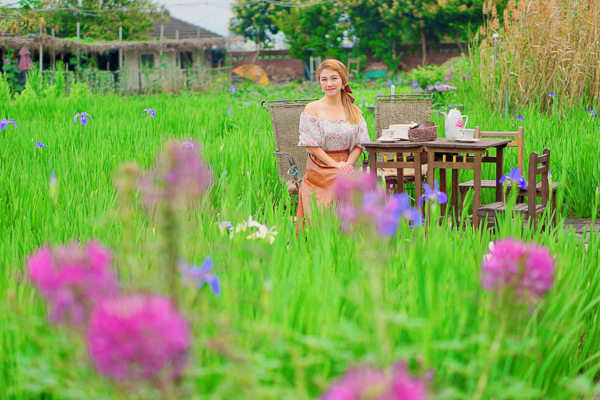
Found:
[440,109,469,140]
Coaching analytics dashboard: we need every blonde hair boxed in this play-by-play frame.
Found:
[317,59,362,125]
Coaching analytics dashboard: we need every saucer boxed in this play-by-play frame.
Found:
[456,138,480,143]
[377,138,401,142]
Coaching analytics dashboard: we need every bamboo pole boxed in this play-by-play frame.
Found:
[160,23,164,57]
[76,22,80,77]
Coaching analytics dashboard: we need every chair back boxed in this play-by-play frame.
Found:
[262,99,318,186]
[375,94,434,138]
[475,126,525,171]
[347,58,360,77]
[527,148,550,216]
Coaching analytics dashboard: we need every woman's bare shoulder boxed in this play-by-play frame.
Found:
[304,101,321,117]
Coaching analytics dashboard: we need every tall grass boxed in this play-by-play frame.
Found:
[473,0,600,113]
[1,82,599,398]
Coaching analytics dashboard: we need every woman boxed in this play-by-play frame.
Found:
[296,59,370,226]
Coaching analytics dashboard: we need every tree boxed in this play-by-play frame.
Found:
[230,1,280,50]
[1,0,167,41]
[0,0,47,36]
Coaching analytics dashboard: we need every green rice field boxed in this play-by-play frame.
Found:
[1,79,600,399]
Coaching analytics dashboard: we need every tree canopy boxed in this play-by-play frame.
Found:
[0,0,167,41]
[230,0,509,69]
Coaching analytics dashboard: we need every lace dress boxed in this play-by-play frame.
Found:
[295,112,370,225]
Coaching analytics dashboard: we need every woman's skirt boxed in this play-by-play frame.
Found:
[296,149,349,227]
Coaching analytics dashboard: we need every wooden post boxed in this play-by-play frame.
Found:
[39,24,43,79]
[160,23,164,57]
[176,30,179,40]
[197,27,200,38]
[51,29,56,70]
[119,26,123,70]
[76,22,81,75]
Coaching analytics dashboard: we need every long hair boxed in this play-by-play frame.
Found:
[317,59,362,125]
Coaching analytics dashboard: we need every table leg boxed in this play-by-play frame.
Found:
[452,168,459,226]
[495,146,505,202]
[427,149,435,187]
[414,151,423,201]
[368,149,377,178]
[440,168,447,215]
[396,152,404,194]
[473,152,483,229]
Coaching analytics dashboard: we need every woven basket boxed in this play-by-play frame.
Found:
[408,122,437,142]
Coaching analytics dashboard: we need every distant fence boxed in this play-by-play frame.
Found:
[39,66,232,94]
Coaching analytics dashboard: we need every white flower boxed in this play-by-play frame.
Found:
[236,215,258,233]
[246,224,278,245]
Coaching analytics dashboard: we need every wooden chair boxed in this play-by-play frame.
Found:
[347,58,360,79]
[309,56,321,82]
[261,99,319,202]
[459,126,559,212]
[477,148,552,228]
[371,94,434,190]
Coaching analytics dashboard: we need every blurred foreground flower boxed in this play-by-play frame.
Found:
[74,112,92,126]
[138,140,213,208]
[335,172,421,235]
[143,108,156,118]
[181,141,194,152]
[179,257,221,295]
[0,117,17,130]
[87,294,190,380]
[499,166,527,190]
[27,241,119,325]
[481,238,554,297]
[418,181,448,207]
[322,360,429,400]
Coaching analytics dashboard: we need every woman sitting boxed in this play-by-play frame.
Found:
[296,59,370,226]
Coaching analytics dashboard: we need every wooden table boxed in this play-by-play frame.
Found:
[423,138,511,227]
[362,140,427,201]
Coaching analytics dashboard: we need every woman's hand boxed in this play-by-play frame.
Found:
[335,161,354,173]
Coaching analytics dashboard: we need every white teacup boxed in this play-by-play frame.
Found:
[461,128,475,140]
[381,129,395,139]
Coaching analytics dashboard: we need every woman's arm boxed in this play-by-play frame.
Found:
[307,147,354,173]
[346,146,363,166]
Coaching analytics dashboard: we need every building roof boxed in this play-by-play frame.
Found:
[149,16,221,40]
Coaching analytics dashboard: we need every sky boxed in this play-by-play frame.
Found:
[159,0,235,37]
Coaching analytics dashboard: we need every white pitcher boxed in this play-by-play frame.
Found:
[440,109,469,140]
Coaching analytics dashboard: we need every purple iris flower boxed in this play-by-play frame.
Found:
[226,108,233,115]
[397,77,404,83]
[0,118,17,130]
[418,180,448,207]
[386,80,393,86]
[142,108,156,118]
[517,114,526,121]
[499,166,527,190]
[74,113,92,126]
[228,85,237,94]
[360,98,365,102]
[548,92,557,98]
[33,140,48,150]
[179,257,221,296]
[586,108,597,118]
[411,80,419,89]
[181,141,194,152]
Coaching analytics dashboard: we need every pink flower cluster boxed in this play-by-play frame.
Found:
[27,241,119,325]
[322,361,429,400]
[481,238,555,297]
[87,294,190,381]
[27,241,191,382]
[138,140,213,208]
